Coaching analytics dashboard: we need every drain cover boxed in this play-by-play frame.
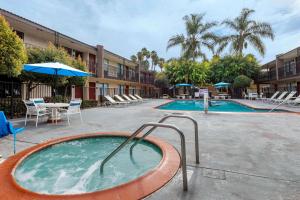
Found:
[202,168,226,180]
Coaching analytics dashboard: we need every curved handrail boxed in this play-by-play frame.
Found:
[129,114,199,164]
[99,122,188,191]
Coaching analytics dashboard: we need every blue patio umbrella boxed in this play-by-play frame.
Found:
[214,82,230,88]
[175,83,193,87]
[23,62,90,97]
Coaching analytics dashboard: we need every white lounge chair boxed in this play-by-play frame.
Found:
[134,94,147,101]
[286,94,300,106]
[104,95,128,106]
[129,94,142,102]
[260,91,279,102]
[60,99,82,126]
[273,91,296,104]
[23,100,49,127]
[114,95,131,104]
[269,91,288,103]
[122,94,139,103]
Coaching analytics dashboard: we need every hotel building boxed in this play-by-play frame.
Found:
[257,47,300,97]
[0,8,156,101]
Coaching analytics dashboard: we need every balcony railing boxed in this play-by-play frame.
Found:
[257,71,277,83]
[104,70,138,82]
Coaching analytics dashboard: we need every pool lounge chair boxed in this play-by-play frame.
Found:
[129,94,142,102]
[269,91,288,103]
[273,91,296,104]
[268,91,288,103]
[114,95,131,104]
[135,94,147,101]
[260,91,279,102]
[104,95,128,106]
[286,94,300,106]
[122,94,139,103]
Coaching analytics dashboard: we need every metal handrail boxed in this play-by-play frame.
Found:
[129,114,199,164]
[99,122,188,191]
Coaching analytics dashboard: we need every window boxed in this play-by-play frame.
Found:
[118,85,125,95]
[284,60,296,76]
[118,64,124,76]
[14,30,24,40]
[104,59,109,71]
[99,83,109,95]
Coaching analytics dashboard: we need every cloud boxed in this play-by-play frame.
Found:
[1,0,300,64]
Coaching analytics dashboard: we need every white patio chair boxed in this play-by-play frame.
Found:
[59,99,82,126]
[23,100,49,127]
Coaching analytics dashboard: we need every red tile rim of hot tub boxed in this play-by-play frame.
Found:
[0,132,180,200]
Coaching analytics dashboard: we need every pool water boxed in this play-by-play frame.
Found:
[14,136,162,195]
[158,100,280,112]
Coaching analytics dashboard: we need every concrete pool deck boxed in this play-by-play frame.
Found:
[0,99,300,199]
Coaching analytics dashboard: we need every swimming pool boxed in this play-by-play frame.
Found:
[158,100,285,112]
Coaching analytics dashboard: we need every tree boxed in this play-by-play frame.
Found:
[233,75,252,98]
[208,54,260,84]
[0,15,27,77]
[130,55,137,63]
[132,48,164,72]
[221,8,274,56]
[20,43,87,98]
[167,13,217,61]
[154,72,169,89]
[150,50,159,71]
[233,75,252,89]
[164,59,210,85]
[158,58,165,71]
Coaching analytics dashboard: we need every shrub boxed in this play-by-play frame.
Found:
[233,75,252,89]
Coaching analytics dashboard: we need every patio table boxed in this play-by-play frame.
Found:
[44,103,69,124]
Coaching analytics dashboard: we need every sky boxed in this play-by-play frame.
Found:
[1,0,300,64]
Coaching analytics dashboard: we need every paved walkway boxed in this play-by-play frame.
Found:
[1,99,300,199]
[233,99,300,112]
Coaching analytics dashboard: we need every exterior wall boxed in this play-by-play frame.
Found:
[257,47,300,96]
[24,33,49,48]
[0,8,156,101]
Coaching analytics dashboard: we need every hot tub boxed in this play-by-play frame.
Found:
[0,132,180,200]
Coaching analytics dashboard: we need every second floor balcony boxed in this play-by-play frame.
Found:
[104,65,138,82]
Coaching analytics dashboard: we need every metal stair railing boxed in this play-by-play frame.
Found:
[130,114,199,164]
[99,122,188,191]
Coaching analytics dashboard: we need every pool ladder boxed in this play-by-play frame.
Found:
[99,114,200,191]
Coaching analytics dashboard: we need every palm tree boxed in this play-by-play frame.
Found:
[130,55,137,63]
[167,13,217,61]
[158,58,165,71]
[221,8,274,56]
[150,50,159,71]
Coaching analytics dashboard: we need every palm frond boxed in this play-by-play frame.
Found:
[248,22,274,40]
[247,35,265,56]
[222,19,239,31]
[167,34,185,50]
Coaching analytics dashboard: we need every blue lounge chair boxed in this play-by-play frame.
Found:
[0,111,24,154]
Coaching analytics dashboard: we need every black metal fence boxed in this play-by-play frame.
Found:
[0,81,71,118]
[0,81,25,118]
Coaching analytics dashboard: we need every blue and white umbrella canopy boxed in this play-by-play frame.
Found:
[214,82,230,88]
[23,62,90,77]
